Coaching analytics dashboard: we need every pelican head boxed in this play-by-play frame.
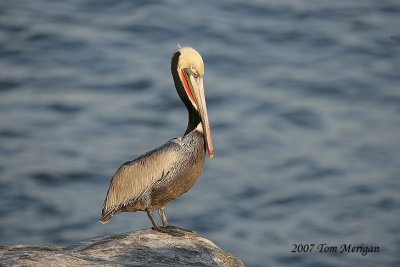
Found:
[171,47,214,158]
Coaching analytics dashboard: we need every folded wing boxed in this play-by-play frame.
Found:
[100,140,180,223]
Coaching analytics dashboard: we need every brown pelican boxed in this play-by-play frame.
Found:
[100,47,214,232]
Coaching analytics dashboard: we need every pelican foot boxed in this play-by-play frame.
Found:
[151,226,193,237]
[165,225,196,234]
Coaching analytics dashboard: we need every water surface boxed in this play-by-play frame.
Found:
[1,1,399,266]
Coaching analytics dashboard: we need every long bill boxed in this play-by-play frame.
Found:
[186,73,214,158]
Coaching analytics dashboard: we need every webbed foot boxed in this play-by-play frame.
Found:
[152,225,194,237]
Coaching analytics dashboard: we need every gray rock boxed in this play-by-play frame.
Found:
[0,228,245,267]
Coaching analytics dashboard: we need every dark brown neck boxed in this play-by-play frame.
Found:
[171,51,201,135]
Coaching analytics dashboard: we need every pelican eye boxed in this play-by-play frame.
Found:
[190,65,198,77]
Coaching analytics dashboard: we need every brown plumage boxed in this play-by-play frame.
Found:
[100,47,214,230]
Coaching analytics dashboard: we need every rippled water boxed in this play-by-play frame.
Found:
[1,1,400,266]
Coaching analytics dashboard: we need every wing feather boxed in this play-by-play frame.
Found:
[101,140,180,221]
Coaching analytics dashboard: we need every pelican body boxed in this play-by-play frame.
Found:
[100,47,214,231]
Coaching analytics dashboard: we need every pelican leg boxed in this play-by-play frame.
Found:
[145,207,183,237]
[146,208,160,230]
[159,207,169,227]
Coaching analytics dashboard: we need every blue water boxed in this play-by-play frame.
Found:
[1,1,400,266]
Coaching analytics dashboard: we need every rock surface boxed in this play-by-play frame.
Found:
[0,228,244,267]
